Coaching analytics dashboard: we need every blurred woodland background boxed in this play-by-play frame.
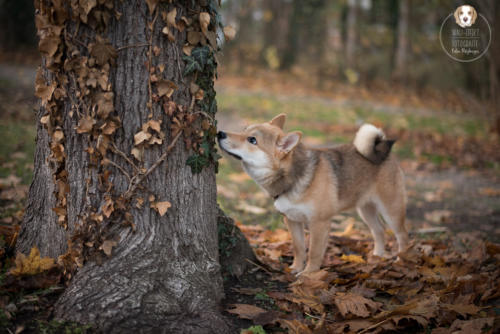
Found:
[217,0,500,116]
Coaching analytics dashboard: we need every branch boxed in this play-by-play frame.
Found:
[103,158,131,181]
[124,130,182,199]
[147,10,159,112]
[117,43,150,52]
[110,142,140,174]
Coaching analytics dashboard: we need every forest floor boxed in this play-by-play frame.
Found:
[0,62,499,333]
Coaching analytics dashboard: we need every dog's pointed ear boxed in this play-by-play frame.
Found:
[277,131,302,154]
[454,7,461,24]
[270,114,286,129]
[471,7,477,24]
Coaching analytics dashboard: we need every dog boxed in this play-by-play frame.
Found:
[217,114,408,275]
[454,5,477,28]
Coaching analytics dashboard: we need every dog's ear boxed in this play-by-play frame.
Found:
[270,114,286,129]
[471,7,477,24]
[454,6,461,25]
[277,131,302,154]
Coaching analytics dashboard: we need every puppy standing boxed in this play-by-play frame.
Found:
[217,114,408,275]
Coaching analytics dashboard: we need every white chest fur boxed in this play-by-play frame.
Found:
[274,195,312,223]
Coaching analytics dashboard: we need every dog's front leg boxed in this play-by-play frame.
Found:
[284,216,306,274]
[300,220,330,275]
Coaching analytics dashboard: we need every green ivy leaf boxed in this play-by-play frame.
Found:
[200,141,212,157]
[182,55,202,76]
[192,46,210,68]
[186,153,209,174]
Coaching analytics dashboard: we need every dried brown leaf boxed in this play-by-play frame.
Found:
[155,201,171,216]
[89,35,117,66]
[145,0,158,15]
[223,25,236,41]
[157,79,177,97]
[335,293,381,318]
[226,304,267,320]
[76,115,96,134]
[101,240,117,256]
[134,130,152,145]
[166,8,177,28]
[10,247,56,276]
[199,12,210,34]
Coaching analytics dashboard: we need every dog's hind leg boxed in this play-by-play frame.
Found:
[357,202,387,257]
[284,217,306,274]
[377,196,409,254]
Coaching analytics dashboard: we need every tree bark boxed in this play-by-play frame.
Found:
[17,1,231,332]
[345,0,358,68]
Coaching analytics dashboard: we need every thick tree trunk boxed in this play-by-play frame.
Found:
[393,0,410,82]
[17,0,230,332]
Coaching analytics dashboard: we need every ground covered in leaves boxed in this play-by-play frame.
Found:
[222,222,500,333]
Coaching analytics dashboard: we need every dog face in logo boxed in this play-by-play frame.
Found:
[454,5,477,28]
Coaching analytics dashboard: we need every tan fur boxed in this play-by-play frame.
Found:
[455,5,478,28]
[218,114,409,275]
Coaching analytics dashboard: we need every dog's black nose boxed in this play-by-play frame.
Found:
[217,131,227,140]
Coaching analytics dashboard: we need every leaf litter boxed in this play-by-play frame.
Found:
[226,222,500,333]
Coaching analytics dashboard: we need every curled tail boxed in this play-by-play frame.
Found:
[353,124,395,164]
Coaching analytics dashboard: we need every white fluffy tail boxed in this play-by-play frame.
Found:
[354,124,385,157]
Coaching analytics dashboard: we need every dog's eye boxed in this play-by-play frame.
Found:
[247,136,257,145]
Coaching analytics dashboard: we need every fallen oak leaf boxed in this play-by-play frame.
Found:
[442,303,482,317]
[334,292,382,318]
[226,304,267,320]
[10,247,56,276]
[341,254,366,264]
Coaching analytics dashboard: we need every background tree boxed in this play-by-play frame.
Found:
[392,0,410,82]
[16,0,231,332]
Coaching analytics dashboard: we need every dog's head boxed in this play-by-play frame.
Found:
[454,5,477,28]
[217,114,302,178]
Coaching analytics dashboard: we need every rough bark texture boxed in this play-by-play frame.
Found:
[17,1,231,332]
[18,84,67,258]
[217,207,257,278]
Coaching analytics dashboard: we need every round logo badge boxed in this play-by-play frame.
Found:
[440,5,491,62]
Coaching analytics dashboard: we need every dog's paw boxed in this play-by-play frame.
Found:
[289,263,305,275]
[295,266,321,277]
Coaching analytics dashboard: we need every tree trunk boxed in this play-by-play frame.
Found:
[17,0,230,332]
[345,0,358,68]
[393,0,410,82]
[280,0,301,70]
[261,0,292,69]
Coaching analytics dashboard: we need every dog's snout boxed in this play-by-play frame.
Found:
[217,131,227,140]
[463,17,468,21]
